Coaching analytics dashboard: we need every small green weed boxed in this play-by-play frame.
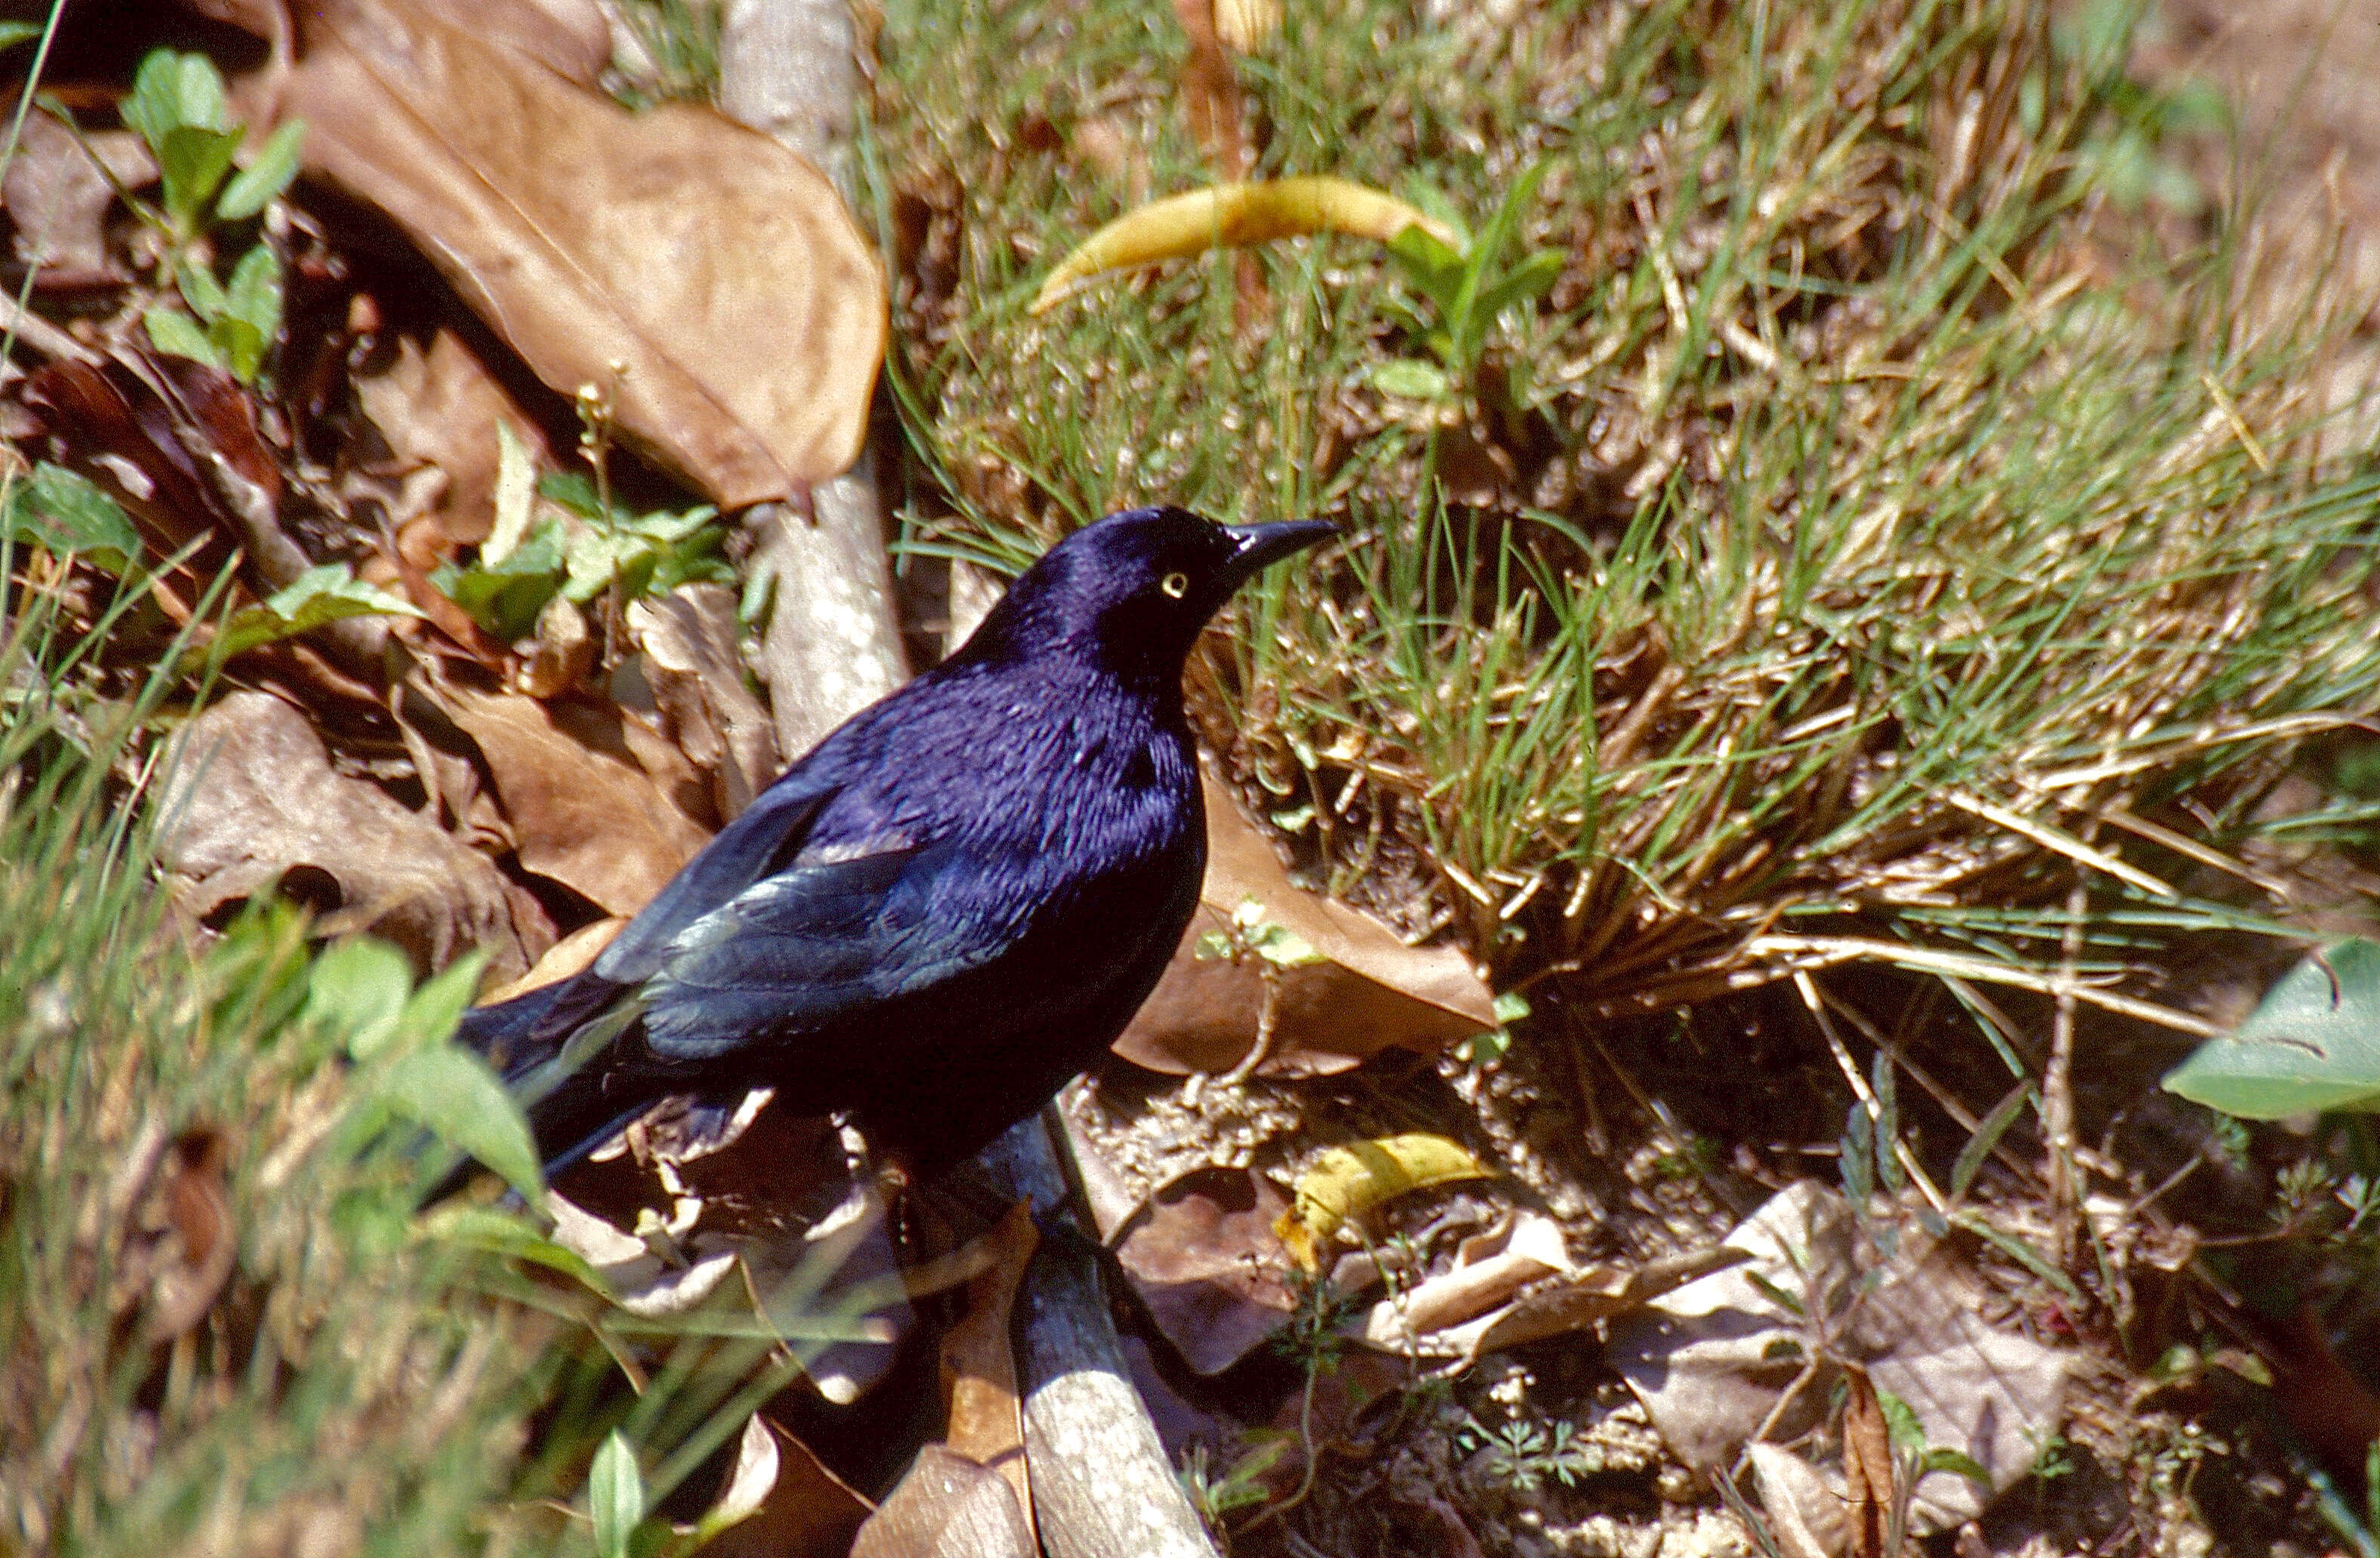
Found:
[111,48,305,382]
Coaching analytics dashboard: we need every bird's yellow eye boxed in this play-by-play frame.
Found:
[1160,571,1189,599]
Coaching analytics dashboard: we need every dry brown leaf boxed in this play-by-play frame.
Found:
[939,1202,1037,1543]
[1745,1444,1848,1558]
[1113,1167,1297,1375]
[697,1419,874,1558]
[280,0,885,504]
[430,680,711,914]
[849,1445,1034,1558]
[1359,1209,1568,1347]
[1840,1365,1894,1558]
[486,915,625,1001]
[1114,776,1496,1076]
[3,115,152,279]
[1169,0,1250,177]
[1606,1182,2069,1535]
[629,584,780,821]
[137,1130,236,1344]
[353,329,550,547]
[159,690,550,981]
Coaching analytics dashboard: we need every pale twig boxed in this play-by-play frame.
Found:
[2042,878,2088,1268]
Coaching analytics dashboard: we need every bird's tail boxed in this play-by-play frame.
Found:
[434,973,653,1197]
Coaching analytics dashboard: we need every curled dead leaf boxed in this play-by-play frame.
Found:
[1113,1167,1297,1375]
[428,679,711,916]
[628,583,779,821]
[697,1419,874,1558]
[939,1204,1038,1541]
[159,691,549,981]
[850,1445,1034,1558]
[1031,177,1457,313]
[353,328,550,548]
[282,0,885,504]
[1113,774,1496,1077]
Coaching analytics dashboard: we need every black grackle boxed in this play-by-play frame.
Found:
[455,506,1334,1184]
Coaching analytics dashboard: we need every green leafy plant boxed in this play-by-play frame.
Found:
[1455,1412,1598,1495]
[1180,1437,1287,1528]
[2163,939,2380,1117]
[113,48,306,381]
[1372,162,1562,411]
[2,462,140,573]
[176,560,424,672]
[431,420,736,647]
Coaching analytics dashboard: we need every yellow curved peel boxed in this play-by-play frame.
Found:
[1031,177,1459,313]
[1275,1131,1490,1271]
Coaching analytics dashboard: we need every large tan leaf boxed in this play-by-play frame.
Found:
[158,691,550,981]
[281,0,885,504]
[1112,774,1497,1076]
[430,682,711,915]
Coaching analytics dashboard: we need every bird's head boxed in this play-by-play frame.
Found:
[956,506,1336,678]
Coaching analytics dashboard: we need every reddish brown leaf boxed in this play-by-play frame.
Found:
[1841,1364,1895,1558]
[429,680,712,915]
[1113,774,1497,1076]
[279,0,886,504]
[1114,1167,1296,1375]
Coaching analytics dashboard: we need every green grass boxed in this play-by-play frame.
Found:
[0,568,868,1553]
[871,0,2380,1029]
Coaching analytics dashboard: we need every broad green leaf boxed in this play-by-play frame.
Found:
[1369,359,1452,400]
[217,119,307,220]
[143,306,225,370]
[175,255,228,323]
[224,245,283,340]
[211,316,267,384]
[378,1045,545,1202]
[1876,1390,1927,1455]
[205,562,425,663]
[2163,939,2380,1116]
[416,1203,612,1296]
[396,948,489,1050]
[304,936,416,1060]
[164,50,233,134]
[434,521,568,640]
[4,463,140,572]
[1920,1447,1993,1486]
[589,1431,646,1558]
[0,21,43,49]
[1386,222,1466,304]
[563,527,654,603]
[158,122,242,234]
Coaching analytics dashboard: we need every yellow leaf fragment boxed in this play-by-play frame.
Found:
[1031,177,1459,313]
[1275,1132,1489,1271]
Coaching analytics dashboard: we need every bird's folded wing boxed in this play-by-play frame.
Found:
[593,771,840,984]
[637,834,1024,1059]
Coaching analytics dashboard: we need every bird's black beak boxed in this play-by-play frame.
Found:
[1220,519,1338,580]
